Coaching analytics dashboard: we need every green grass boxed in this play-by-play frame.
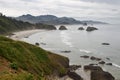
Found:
[0,36,69,80]
[0,71,34,80]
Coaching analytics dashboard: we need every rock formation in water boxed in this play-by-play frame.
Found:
[90,56,102,61]
[80,55,89,58]
[86,26,98,31]
[78,27,84,30]
[84,65,115,80]
[59,25,67,30]
[102,43,110,45]
[99,61,106,64]
[106,63,112,66]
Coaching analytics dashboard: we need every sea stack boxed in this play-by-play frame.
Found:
[78,27,84,30]
[86,26,98,31]
[59,25,67,30]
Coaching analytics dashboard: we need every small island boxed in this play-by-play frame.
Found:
[78,27,84,30]
[86,26,98,31]
[59,25,67,30]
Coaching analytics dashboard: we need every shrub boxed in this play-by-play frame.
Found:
[10,62,18,70]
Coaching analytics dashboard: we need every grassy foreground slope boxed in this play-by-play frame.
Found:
[0,36,69,80]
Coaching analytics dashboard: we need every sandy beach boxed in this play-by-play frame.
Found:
[9,29,44,40]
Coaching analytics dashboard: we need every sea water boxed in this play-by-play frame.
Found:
[22,24,120,80]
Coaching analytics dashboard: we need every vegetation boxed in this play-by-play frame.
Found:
[0,36,69,80]
[10,62,18,70]
[0,13,56,35]
[0,15,33,35]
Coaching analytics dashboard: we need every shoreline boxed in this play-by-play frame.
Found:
[7,29,75,80]
[8,29,116,80]
[8,29,44,40]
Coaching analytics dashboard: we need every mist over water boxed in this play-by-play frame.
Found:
[22,24,120,80]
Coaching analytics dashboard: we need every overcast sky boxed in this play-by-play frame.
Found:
[0,0,120,24]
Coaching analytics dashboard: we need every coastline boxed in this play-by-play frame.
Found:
[8,29,44,40]
[8,29,116,80]
[7,29,74,80]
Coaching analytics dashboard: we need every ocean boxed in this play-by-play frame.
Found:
[22,24,120,80]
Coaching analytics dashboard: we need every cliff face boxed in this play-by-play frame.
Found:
[0,36,69,80]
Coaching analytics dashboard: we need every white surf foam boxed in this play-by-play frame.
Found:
[79,49,92,54]
[112,63,120,69]
[60,31,73,47]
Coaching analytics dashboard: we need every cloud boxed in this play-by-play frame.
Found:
[0,0,120,23]
[79,0,120,5]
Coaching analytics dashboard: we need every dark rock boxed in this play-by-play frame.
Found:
[80,55,89,58]
[61,50,71,53]
[78,27,84,30]
[99,61,105,64]
[90,56,97,60]
[96,58,102,61]
[84,65,102,71]
[106,63,112,66]
[84,65,115,80]
[102,43,110,45]
[67,71,83,80]
[90,56,101,61]
[106,58,110,60]
[86,26,98,31]
[69,65,81,71]
[89,64,98,66]
[91,70,115,80]
[40,42,46,45]
[35,42,39,46]
[59,25,67,30]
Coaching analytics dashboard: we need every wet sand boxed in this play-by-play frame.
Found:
[9,29,43,40]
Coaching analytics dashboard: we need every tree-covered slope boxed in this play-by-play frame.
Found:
[0,36,69,80]
[0,14,56,35]
[0,15,34,34]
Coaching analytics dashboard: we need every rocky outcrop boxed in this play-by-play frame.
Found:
[78,27,84,30]
[102,43,110,45]
[106,63,112,66]
[35,42,39,46]
[91,70,115,80]
[84,65,102,71]
[89,63,98,66]
[99,61,105,64]
[69,65,81,71]
[90,56,102,61]
[67,71,83,80]
[86,26,98,31]
[61,50,71,53]
[84,65,115,80]
[80,55,89,58]
[59,26,67,30]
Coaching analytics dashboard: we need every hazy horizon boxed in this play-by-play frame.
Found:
[0,0,120,24]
